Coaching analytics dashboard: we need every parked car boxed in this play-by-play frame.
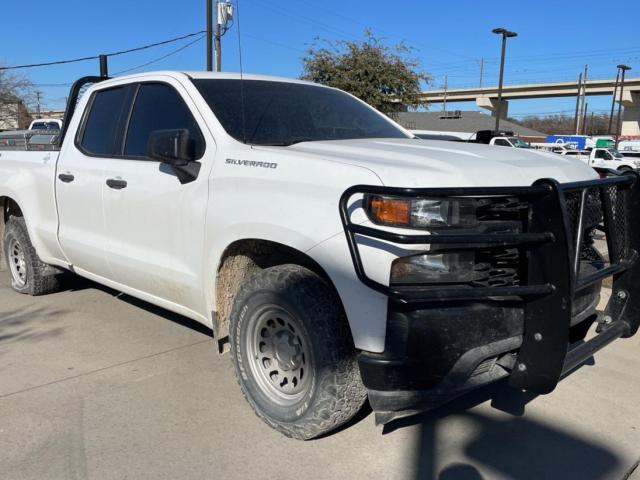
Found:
[1,71,639,439]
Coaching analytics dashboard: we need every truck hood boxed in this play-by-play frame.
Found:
[284,138,597,187]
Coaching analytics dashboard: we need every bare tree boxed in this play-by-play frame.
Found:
[0,68,33,129]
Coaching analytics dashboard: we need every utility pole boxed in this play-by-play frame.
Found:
[492,28,517,132]
[206,0,213,71]
[608,69,621,134]
[573,72,583,134]
[36,91,41,115]
[443,75,448,113]
[578,64,588,134]
[582,102,588,137]
[479,58,484,88]
[215,0,222,72]
[615,64,632,148]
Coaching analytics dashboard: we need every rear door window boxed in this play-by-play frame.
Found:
[123,83,204,159]
[80,87,130,156]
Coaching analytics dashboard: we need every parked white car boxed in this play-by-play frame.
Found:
[2,71,639,439]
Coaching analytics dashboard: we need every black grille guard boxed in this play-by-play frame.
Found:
[339,171,640,394]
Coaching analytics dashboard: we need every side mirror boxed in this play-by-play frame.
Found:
[147,129,201,184]
[148,129,195,165]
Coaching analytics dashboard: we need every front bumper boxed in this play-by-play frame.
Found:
[340,172,640,424]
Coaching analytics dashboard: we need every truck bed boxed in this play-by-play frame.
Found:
[0,130,60,151]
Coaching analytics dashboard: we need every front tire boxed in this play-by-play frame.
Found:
[229,264,366,440]
[3,216,60,295]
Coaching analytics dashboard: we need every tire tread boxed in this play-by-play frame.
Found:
[3,216,60,296]
[230,264,367,440]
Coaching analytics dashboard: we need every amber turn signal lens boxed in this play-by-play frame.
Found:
[368,196,411,226]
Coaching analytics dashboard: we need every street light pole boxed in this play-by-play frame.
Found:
[492,28,517,131]
[608,68,620,135]
[615,64,631,148]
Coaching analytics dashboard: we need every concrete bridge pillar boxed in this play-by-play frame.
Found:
[620,90,640,136]
[476,97,509,119]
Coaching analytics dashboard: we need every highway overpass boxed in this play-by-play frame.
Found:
[417,77,640,136]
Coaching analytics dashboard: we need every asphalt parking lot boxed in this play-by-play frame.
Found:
[1,273,639,480]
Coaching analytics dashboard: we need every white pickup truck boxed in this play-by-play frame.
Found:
[560,147,640,172]
[2,71,640,439]
[488,136,531,148]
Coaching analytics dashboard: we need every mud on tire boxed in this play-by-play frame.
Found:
[229,264,367,440]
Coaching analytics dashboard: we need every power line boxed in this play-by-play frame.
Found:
[0,31,205,71]
[33,82,73,87]
[105,30,205,57]
[293,0,479,62]
[113,34,207,75]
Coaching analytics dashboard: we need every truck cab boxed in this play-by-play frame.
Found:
[560,147,640,172]
[489,136,531,148]
[590,148,639,171]
[473,129,530,148]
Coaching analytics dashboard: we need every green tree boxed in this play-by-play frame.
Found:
[300,32,430,114]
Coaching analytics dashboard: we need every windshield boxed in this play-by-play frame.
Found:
[609,149,624,158]
[193,79,410,146]
[509,137,530,148]
[31,122,59,130]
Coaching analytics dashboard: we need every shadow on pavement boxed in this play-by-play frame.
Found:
[0,306,67,347]
[385,381,620,480]
[59,274,213,337]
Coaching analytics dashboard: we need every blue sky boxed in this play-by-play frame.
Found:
[2,0,639,117]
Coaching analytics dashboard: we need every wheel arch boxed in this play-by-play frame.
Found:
[1,196,24,222]
[0,196,24,272]
[212,238,350,353]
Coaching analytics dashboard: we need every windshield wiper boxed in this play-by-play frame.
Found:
[254,137,317,147]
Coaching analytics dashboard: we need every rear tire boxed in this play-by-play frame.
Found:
[229,264,367,440]
[3,216,60,295]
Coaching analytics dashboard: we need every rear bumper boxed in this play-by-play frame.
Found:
[340,172,640,423]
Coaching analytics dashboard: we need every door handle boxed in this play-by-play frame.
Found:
[58,173,75,183]
[106,178,127,190]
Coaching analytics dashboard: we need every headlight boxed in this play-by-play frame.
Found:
[391,251,477,284]
[364,195,477,228]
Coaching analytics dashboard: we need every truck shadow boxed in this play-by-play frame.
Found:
[385,381,620,480]
[58,274,213,337]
